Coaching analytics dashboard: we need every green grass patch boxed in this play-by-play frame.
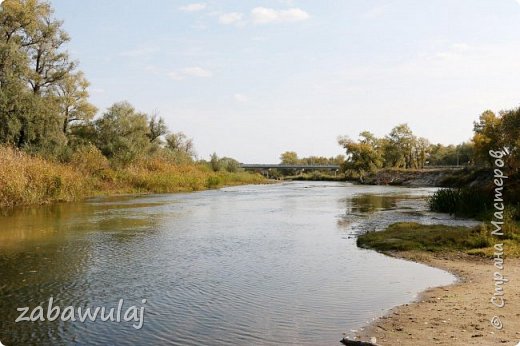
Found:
[357,222,492,252]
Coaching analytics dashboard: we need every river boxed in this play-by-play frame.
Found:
[0,182,479,345]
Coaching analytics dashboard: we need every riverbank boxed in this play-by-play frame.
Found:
[0,146,266,208]
[359,167,490,188]
[354,251,520,345]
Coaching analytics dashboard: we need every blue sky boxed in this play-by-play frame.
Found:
[51,0,520,162]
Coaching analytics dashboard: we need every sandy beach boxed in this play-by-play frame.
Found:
[355,251,520,346]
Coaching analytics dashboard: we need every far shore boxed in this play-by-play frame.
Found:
[354,251,520,345]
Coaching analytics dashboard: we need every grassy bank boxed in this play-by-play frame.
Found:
[357,222,520,257]
[0,146,265,208]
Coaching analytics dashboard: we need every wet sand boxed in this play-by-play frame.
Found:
[355,251,520,346]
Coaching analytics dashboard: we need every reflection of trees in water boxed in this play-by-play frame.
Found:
[0,199,163,345]
[343,194,408,214]
[342,194,427,214]
[337,194,427,232]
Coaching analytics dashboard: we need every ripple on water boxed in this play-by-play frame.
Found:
[0,182,458,345]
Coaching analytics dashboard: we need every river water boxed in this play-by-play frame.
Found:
[0,182,478,345]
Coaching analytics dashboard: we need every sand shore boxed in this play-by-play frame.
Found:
[354,251,520,346]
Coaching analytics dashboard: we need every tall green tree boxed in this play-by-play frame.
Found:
[338,132,384,179]
[94,101,151,165]
[0,0,93,155]
[384,124,416,169]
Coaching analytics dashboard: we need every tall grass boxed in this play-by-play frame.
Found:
[0,146,265,208]
[428,187,491,218]
[0,147,88,207]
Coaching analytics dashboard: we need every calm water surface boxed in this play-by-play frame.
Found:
[0,182,477,345]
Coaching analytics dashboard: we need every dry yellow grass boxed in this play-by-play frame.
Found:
[0,146,265,208]
[0,147,87,207]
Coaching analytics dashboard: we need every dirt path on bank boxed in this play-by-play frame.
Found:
[354,252,520,345]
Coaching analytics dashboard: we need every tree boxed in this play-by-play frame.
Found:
[385,124,416,169]
[209,152,220,172]
[147,112,167,143]
[280,151,299,165]
[414,137,430,169]
[499,107,520,173]
[338,132,384,179]
[56,71,96,135]
[24,5,75,95]
[472,110,502,166]
[165,131,195,157]
[219,157,241,172]
[333,154,346,166]
[0,0,91,155]
[94,101,151,165]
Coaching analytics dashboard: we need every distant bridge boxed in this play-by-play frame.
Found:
[240,164,340,170]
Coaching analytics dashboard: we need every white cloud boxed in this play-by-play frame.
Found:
[182,67,212,77]
[251,7,310,24]
[179,3,207,12]
[516,0,520,6]
[168,67,213,80]
[234,93,249,102]
[219,12,244,25]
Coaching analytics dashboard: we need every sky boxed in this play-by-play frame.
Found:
[50,0,520,163]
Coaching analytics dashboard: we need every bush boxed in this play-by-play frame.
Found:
[206,176,221,188]
[70,144,110,176]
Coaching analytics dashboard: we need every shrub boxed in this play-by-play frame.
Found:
[70,144,110,176]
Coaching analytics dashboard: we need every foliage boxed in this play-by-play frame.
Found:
[280,151,299,164]
[93,101,151,166]
[338,124,437,178]
[218,157,241,172]
[70,144,110,176]
[428,142,473,166]
[338,131,383,178]
[207,153,243,173]
[165,131,195,160]
[472,107,520,173]
[209,152,221,172]
[0,0,95,155]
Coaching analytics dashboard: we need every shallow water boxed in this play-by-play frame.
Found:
[0,182,473,345]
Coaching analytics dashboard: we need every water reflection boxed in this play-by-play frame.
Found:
[0,183,461,345]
